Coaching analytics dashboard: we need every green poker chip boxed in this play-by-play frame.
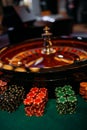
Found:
[55,87,63,92]
[56,97,67,104]
[67,96,77,103]
[65,89,75,96]
[63,85,72,91]
[55,91,66,97]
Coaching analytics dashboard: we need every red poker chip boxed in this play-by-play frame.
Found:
[33,97,43,105]
[37,92,45,99]
[27,92,37,98]
[39,88,47,92]
[30,87,39,93]
[23,98,33,105]
[25,107,34,116]
[35,110,44,116]
[26,111,33,116]
[35,113,43,117]
[40,88,47,92]
[25,107,30,112]
[27,114,32,116]
[36,108,44,112]
[35,106,45,111]
[0,80,7,86]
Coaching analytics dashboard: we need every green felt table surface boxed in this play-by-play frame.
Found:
[0,95,87,130]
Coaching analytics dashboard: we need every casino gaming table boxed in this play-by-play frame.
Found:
[0,27,87,130]
[0,95,87,130]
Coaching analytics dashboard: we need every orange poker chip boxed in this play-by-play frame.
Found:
[79,90,85,95]
[79,88,86,92]
[79,88,85,92]
[83,96,87,99]
[79,82,87,100]
[80,82,87,88]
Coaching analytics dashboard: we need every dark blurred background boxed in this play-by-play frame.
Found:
[1,0,87,24]
[0,0,87,44]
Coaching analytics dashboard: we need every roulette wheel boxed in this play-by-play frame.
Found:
[0,26,87,96]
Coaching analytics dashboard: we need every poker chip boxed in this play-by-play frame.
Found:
[55,91,66,98]
[3,64,13,70]
[55,85,77,114]
[63,85,72,91]
[23,87,48,116]
[79,82,87,100]
[0,61,3,68]
[0,80,8,94]
[65,89,75,96]
[80,82,87,88]
[23,98,33,105]
[56,97,67,104]
[29,67,40,72]
[14,67,26,72]
[67,96,77,103]
[30,87,39,93]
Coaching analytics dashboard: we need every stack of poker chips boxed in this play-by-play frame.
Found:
[23,87,48,116]
[0,80,8,94]
[0,84,25,113]
[79,82,87,100]
[55,85,77,114]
